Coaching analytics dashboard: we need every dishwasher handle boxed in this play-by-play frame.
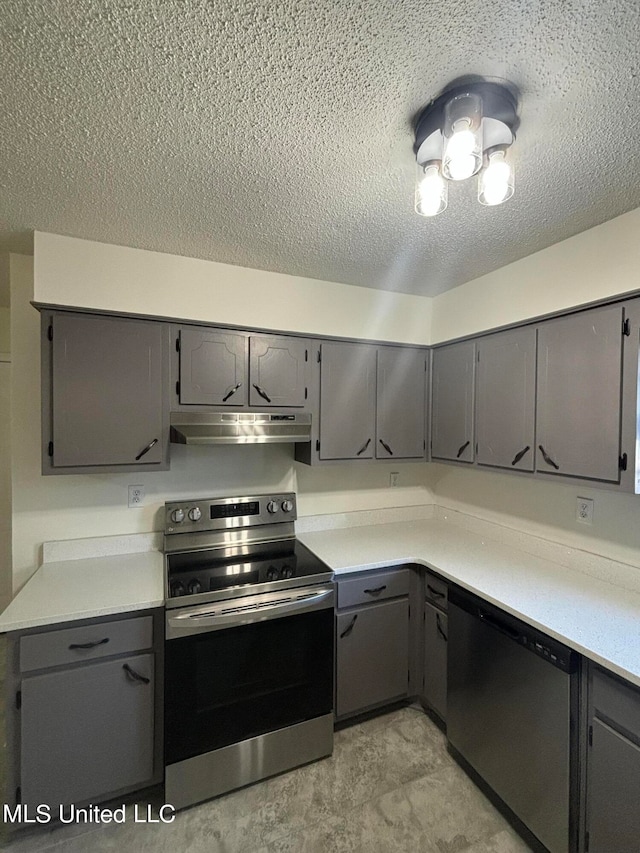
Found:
[479,610,521,641]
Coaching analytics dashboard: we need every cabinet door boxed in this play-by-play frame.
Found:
[376,347,426,460]
[20,654,154,807]
[249,335,308,407]
[423,603,447,720]
[476,327,536,471]
[587,719,640,853]
[179,327,247,406]
[51,314,165,468]
[336,598,409,718]
[319,342,376,460]
[431,341,475,462]
[536,305,623,482]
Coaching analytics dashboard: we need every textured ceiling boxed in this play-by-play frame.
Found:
[1,1,640,303]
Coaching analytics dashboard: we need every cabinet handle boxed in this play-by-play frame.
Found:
[68,638,110,650]
[252,384,272,403]
[426,584,445,599]
[356,438,371,456]
[339,614,358,639]
[538,444,560,470]
[436,613,448,642]
[456,440,470,458]
[123,663,150,685]
[222,382,242,402]
[511,445,531,466]
[135,438,158,461]
[379,439,393,456]
[363,585,387,596]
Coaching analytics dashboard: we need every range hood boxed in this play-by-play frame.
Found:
[170,412,312,445]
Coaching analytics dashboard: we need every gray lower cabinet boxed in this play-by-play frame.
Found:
[423,602,447,721]
[14,613,160,812]
[335,570,412,719]
[376,347,427,460]
[586,666,640,852]
[318,342,377,460]
[476,327,536,472]
[536,305,624,482]
[44,312,169,472]
[431,340,475,463]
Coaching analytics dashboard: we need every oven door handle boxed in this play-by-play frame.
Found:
[166,587,334,638]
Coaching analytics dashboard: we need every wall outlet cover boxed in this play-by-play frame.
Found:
[128,485,145,508]
[389,472,399,487]
[576,496,594,525]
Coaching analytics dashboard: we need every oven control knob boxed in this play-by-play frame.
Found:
[266,500,279,514]
[171,508,185,524]
[267,566,279,581]
[188,507,202,522]
[170,580,186,597]
[282,564,293,578]
[281,499,294,513]
[187,579,202,595]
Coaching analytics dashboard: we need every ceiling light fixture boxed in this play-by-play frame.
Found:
[414,80,518,217]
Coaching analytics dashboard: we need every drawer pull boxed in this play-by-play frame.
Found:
[68,638,110,650]
[340,614,358,639]
[426,584,445,599]
[363,585,387,596]
[123,663,150,685]
[436,613,448,642]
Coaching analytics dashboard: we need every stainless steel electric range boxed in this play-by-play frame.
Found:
[163,492,335,810]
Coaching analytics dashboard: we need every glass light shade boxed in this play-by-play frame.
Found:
[415,163,447,217]
[478,149,515,206]
[442,92,483,181]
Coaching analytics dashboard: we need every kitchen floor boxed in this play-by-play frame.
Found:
[2,705,532,853]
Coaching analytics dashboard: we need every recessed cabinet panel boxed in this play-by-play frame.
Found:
[51,314,164,468]
[319,342,376,460]
[587,720,640,853]
[431,341,475,463]
[249,335,308,407]
[536,305,623,482]
[376,347,426,460]
[423,603,447,721]
[179,328,247,406]
[476,328,536,471]
[20,653,154,808]
[336,598,409,718]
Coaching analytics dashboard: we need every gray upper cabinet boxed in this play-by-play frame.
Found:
[178,327,247,406]
[376,347,426,460]
[248,335,308,407]
[46,313,168,471]
[431,341,475,463]
[318,342,376,460]
[476,327,536,472]
[536,305,624,482]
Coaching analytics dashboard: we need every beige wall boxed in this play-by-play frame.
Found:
[34,233,432,346]
[0,359,11,609]
[11,253,433,591]
[430,207,640,343]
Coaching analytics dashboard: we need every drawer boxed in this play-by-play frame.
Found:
[424,570,448,610]
[20,615,153,673]
[337,569,410,609]
[592,666,640,743]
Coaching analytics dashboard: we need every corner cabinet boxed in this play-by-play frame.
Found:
[431,341,475,463]
[536,305,625,483]
[42,312,170,474]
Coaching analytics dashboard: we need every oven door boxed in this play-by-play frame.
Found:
[164,585,335,766]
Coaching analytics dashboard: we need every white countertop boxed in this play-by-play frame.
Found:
[0,551,164,632]
[298,518,640,689]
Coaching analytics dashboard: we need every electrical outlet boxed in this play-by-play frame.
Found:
[576,497,594,525]
[389,472,399,487]
[128,485,145,508]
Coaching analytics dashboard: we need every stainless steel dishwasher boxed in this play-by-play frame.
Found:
[447,587,579,853]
